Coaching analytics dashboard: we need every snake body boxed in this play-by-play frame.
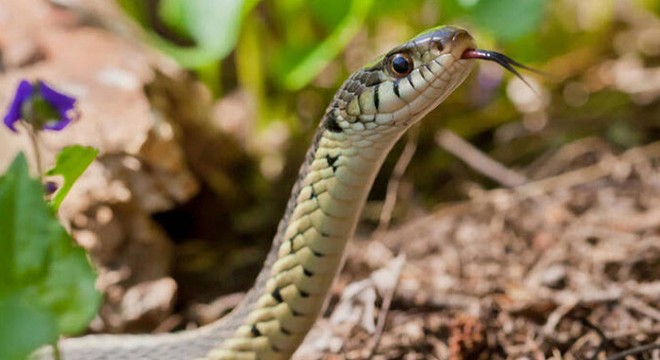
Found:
[35,26,477,360]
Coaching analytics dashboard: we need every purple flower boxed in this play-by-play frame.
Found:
[3,80,77,132]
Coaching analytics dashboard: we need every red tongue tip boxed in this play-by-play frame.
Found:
[461,49,479,59]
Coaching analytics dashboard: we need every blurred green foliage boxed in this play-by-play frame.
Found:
[117,0,659,187]
[118,0,260,68]
[117,0,555,134]
[119,0,548,91]
[0,154,100,360]
[441,0,547,40]
[46,145,98,212]
[277,0,375,90]
[118,0,659,311]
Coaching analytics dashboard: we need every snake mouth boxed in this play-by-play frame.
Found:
[462,49,543,88]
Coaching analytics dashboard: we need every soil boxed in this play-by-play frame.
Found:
[294,141,660,359]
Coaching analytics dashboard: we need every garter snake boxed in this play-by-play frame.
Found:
[35,25,532,360]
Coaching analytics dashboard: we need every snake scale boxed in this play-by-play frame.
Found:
[34,25,532,360]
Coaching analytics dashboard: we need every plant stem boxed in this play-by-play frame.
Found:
[26,124,43,179]
[53,341,62,360]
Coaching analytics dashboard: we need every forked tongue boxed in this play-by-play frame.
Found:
[462,49,544,91]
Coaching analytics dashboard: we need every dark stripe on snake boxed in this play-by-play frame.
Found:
[272,288,283,303]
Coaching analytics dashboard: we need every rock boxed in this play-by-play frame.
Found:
[0,0,201,332]
[121,277,178,332]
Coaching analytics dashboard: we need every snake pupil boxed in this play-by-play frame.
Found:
[388,53,413,77]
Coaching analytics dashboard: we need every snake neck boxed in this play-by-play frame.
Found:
[207,111,405,360]
[31,25,487,360]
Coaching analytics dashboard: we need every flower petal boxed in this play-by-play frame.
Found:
[3,80,33,132]
[38,81,77,132]
[38,81,76,111]
[42,114,72,131]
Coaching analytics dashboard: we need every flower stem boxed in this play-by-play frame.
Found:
[26,124,43,179]
[52,341,62,360]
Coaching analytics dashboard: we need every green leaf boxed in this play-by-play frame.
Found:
[157,0,194,43]
[138,0,260,68]
[0,154,100,359]
[308,0,351,30]
[438,0,546,41]
[280,0,375,90]
[115,0,150,27]
[0,297,58,360]
[46,145,98,211]
[471,0,547,41]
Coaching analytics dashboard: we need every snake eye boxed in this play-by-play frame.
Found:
[387,53,414,78]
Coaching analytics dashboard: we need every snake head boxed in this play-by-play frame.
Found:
[328,26,477,132]
[326,26,538,136]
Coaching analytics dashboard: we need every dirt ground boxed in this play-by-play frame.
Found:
[0,1,658,359]
[293,140,660,359]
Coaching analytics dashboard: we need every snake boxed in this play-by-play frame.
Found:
[34,25,533,360]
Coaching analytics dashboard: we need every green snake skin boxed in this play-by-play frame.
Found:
[34,25,477,360]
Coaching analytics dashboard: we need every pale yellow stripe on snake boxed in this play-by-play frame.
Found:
[205,28,477,359]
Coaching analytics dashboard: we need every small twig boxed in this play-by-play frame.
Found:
[363,254,406,359]
[543,298,578,336]
[551,348,563,360]
[517,140,660,196]
[435,129,528,187]
[606,342,660,360]
[606,324,660,340]
[191,292,245,324]
[622,296,660,322]
[580,318,609,360]
[525,136,610,179]
[374,127,419,237]
[152,314,183,333]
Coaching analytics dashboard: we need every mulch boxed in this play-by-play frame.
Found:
[292,140,660,359]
